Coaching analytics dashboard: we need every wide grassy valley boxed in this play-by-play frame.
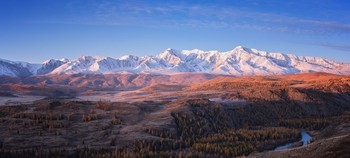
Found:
[0,72,349,157]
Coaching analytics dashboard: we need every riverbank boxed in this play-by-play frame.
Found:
[274,130,312,150]
[249,122,350,158]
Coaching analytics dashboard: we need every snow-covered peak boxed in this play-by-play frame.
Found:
[119,55,139,61]
[37,58,69,75]
[234,45,245,49]
[0,59,33,77]
[78,56,95,62]
[157,48,184,66]
[43,58,69,65]
[1,46,350,77]
[60,58,69,62]
[157,48,182,57]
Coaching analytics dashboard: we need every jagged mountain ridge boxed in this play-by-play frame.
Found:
[1,46,350,77]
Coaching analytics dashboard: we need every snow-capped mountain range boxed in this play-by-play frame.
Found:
[1,46,350,77]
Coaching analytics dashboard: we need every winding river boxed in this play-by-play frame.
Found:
[275,130,312,150]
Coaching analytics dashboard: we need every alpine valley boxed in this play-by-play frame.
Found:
[1,46,350,158]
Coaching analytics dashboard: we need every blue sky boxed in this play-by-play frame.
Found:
[1,0,350,63]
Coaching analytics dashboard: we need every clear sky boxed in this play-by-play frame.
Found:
[1,0,350,63]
